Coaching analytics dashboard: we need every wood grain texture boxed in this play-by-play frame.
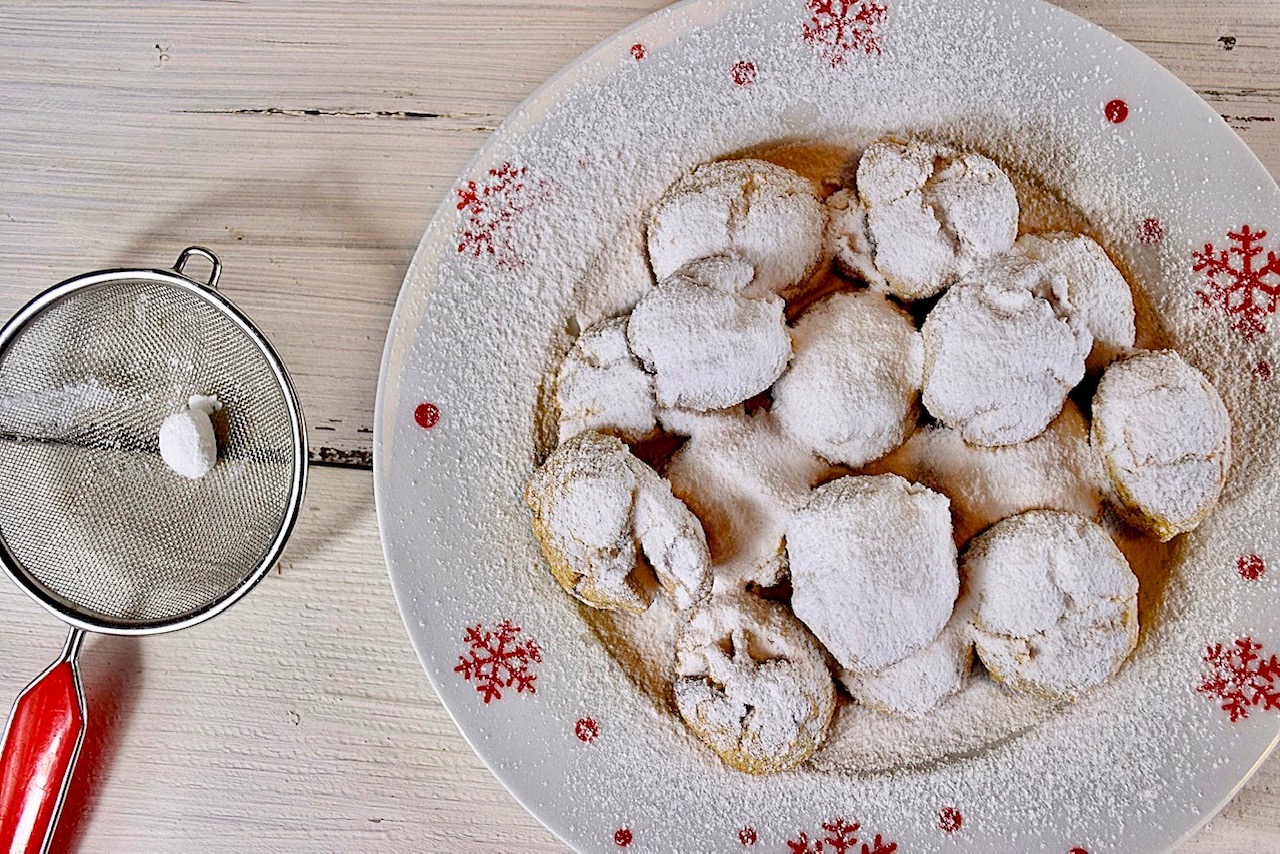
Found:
[0,1,1277,851]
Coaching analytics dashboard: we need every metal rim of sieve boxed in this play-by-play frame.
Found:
[0,248,308,636]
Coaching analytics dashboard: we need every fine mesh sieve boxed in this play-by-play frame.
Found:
[0,247,307,852]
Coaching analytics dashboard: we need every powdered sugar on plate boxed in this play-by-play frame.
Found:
[868,401,1103,545]
[665,407,830,586]
[377,0,1280,850]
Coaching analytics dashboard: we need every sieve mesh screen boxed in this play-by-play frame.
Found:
[0,278,297,629]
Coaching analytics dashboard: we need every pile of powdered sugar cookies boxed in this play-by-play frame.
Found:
[524,138,1233,776]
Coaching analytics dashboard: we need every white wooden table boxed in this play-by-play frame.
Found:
[0,1,1277,850]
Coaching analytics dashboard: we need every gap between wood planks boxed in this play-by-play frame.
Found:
[311,447,373,469]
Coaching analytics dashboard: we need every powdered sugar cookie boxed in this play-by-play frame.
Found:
[788,474,958,674]
[966,509,1139,700]
[771,290,924,468]
[921,267,1091,446]
[1091,350,1231,542]
[867,401,1103,545]
[673,591,835,774]
[525,431,711,612]
[665,409,830,586]
[839,595,975,719]
[836,139,1018,299]
[555,316,658,444]
[627,260,791,411]
[646,158,827,299]
[1016,233,1136,371]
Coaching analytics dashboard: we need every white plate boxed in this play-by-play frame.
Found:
[374,1,1280,850]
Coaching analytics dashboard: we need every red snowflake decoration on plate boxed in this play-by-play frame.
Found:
[454,620,542,704]
[1199,636,1280,721]
[938,807,963,833]
[1193,224,1280,338]
[456,162,550,270]
[630,43,646,61]
[574,716,599,743]
[739,826,758,845]
[1138,217,1164,244]
[787,818,896,854]
[1255,360,1273,380]
[1239,554,1266,581]
[802,1,888,67]
[733,60,758,86]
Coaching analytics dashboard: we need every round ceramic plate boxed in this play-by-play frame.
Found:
[374,1,1280,850]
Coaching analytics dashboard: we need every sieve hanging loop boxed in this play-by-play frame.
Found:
[173,246,222,290]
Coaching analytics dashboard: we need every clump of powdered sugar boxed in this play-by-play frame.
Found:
[646,158,828,299]
[627,259,791,410]
[664,408,832,586]
[787,474,959,674]
[867,401,1103,545]
[555,316,658,444]
[159,394,221,480]
[771,289,923,468]
[1091,350,1232,542]
[966,509,1140,700]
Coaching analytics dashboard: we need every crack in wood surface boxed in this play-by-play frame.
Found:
[1198,87,1280,104]
[311,446,373,469]
[177,106,499,127]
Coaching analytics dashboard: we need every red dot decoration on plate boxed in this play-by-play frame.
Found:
[938,807,963,833]
[733,60,758,86]
[574,716,599,743]
[1105,98,1129,123]
[414,402,440,429]
[738,826,758,845]
[630,43,646,61]
[1239,554,1266,581]
[614,827,633,847]
[1138,217,1164,244]
[1070,849,1089,854]
[1255,360,1273,380]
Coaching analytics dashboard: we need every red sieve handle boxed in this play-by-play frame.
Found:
[0,629,86,854]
